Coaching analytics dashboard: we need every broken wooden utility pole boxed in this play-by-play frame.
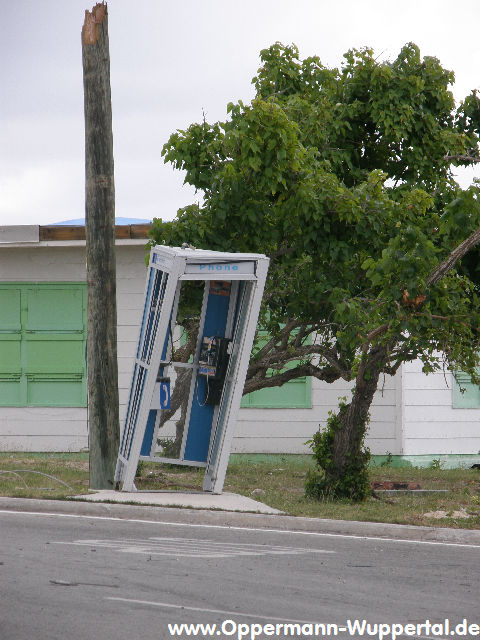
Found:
[82,2,120,489]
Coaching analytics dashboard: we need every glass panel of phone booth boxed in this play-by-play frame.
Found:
[140,363,193,461]
[139,279,236,466]
[204,281,254,490]
[138,280,204,463]
[119,268,169,463]
[182,280,233,463]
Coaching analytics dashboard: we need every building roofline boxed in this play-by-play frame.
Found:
[0,224,152,246]
[39,223,152,241]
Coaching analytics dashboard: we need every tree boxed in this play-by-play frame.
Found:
[152,42,480,500]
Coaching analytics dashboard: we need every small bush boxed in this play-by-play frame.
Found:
[305,403,371,502]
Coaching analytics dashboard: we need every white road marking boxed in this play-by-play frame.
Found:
[1,509,479,548]
[105,598,451,639]
[105,596,318,625]
[51,536,334,558]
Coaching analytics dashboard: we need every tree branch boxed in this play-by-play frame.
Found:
[443,153,480,164]
[243,362,340,395]
[427,226,480,286]
[359,226,480,365]
[248,338,351,381]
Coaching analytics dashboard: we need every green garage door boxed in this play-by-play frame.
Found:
[0,284,87,407]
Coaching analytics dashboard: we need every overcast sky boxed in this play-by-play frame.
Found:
[2,0,480,227]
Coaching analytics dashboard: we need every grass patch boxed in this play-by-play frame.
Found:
[0,452,479,528]
[0,452,90,500]
[224,457,480,528]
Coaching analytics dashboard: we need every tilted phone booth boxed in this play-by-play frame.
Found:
[115,245,269,494]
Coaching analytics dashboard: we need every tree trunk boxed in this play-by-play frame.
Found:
[307,345,388,500]
[82,3,119,489]
[332,345,387,474]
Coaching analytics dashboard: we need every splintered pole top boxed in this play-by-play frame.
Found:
[82,3,108,45]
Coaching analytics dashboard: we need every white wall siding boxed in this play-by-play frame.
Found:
[0,436,87,452]
[0,407,88,452]
[232,373,400,455]
[0,245,86,281]
[115,247,148,422]
[402,360,480,455]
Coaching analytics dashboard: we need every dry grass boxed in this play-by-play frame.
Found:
[226,458,480,528]
[1,452,479,529]
[0,452,89,499]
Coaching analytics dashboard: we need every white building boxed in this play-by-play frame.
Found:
[1,224,479,467]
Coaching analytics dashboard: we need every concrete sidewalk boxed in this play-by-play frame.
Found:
[73,489,282,514]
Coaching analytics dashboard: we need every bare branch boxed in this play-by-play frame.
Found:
[427,226,480,286]
[248,339,351,381]
[243,362,340,395]
[363,323,389,344]
[443,153,480,164]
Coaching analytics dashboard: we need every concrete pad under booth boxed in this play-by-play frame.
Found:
[73,490,283,514]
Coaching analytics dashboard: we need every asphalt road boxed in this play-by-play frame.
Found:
[0,508,478,640]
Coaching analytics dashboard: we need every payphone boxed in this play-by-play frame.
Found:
[198,335,230,405]
[115,246,269,494]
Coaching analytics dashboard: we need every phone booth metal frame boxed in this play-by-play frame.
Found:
[115,245,269,494]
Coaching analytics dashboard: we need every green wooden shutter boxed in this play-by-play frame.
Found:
[241,377,311,408]
[0,284,86,407]
[25,287,86,406]
[0,289,22,405]
[241,330,311,409]
[453,371,480,409]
